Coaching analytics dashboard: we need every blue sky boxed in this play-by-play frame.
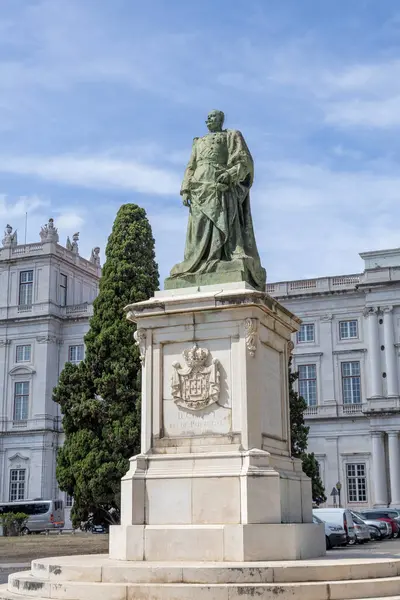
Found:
[2,0,400,284]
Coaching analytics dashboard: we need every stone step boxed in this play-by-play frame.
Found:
[0,587,47,600]
[7,572,400,600]
[30,555,400,584]
[0,589,396,600]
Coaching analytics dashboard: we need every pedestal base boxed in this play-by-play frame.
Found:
[3,554,400,600]
[110,522,325,562]
[164,258,266,291]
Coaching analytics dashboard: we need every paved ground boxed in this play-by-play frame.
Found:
[0,533,108,585]
[0,566,29,585]
[2,538,400,585]
[324,537,400,560]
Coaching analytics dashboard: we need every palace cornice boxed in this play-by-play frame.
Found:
[364,408,400,417]
[310,429,372,437]
[294,351,323,358]
[341,452,371,458]
[273,289,363,301]
[0,313,91,326]
[0,427,61,437]
[332,348,367,355]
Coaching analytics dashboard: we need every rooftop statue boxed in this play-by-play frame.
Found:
[2,224,17,248]
[39,218,59,243]
[165,110,266,291]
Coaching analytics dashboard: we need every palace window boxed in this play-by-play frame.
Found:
[68,345,84,363]
[346,463,367,502]
[9,469,26,502]
[342,361,361,404]
[298,364,317,406]
[297,323,315,343]
[14,382,29,421]
[16,345,31,363]
[19,270,33,307]
[60,274,68,307]
[339,320,358,340]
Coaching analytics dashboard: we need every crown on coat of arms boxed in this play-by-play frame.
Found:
[183,345,209,368]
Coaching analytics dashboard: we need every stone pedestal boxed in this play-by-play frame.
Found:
[110,282,325,561]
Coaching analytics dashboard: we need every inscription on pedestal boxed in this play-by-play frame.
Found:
[164,407,231,436]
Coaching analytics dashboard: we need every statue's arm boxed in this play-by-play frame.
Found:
[224,130,254,187]
[180,138,197,197]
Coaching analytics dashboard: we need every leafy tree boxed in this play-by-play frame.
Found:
[289,357,327,505]
[54,204,159,527]
[302,452,327,506]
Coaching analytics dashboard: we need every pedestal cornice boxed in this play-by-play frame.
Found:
[125,283,300,335]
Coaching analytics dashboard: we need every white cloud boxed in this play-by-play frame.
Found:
[0,155,181,195]
[56,211,85,230]
[332,145,364,160]
[252,159,400,281]
[0,194,49,219]
[325,96,400,128]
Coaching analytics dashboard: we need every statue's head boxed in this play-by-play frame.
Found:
[206,110,225,132]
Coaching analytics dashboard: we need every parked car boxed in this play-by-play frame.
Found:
[368,524,382,540]
[349,512,371,543]
[359,510,399,538]
[313,508,356,545]
[313,514,347,549]
[352,511,391,540]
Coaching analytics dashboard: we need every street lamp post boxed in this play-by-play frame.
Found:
[336,481,342,508]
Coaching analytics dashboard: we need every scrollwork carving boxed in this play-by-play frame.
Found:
[363,307,378,318]
[382,305,394,314]
[36,335,58,344]
[244,318,258,357]
[134,328,146,365]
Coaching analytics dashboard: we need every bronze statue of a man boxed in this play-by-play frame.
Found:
[165,110,266,291]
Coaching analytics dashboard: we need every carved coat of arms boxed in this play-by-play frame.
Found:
[171,345,220,411]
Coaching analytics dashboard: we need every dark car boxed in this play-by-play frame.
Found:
[359,510,399,538]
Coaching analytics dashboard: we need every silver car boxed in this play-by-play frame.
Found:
[350,512,371,543]
[352,511,391,540]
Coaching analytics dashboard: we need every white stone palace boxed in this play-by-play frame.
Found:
[268,247,400,510]
[0,220,100,525]
[3,232,400,520]
[3,222,400,523]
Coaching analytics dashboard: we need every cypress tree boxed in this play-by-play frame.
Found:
[54,204,159,527]
[289,357,327,506]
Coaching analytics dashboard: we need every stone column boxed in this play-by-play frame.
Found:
[371,431,388,506]
[388,432,400,507]
[365,308,382,397]
[383,306,398,397]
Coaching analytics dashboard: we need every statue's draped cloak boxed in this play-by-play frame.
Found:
[169,129,266,291]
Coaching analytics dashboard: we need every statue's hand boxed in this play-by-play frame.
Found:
[182,193,191,207]
[217,171,230,185]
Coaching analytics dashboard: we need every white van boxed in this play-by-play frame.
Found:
[0,500,65,534]
[313,508,356,544]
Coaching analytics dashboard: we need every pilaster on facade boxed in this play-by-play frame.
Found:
[364,307,382,398]
[382,306,399,398]
[371,431,388,506]
[388,432,400,506]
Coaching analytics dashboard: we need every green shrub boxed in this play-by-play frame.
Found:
[0,512,29,536]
